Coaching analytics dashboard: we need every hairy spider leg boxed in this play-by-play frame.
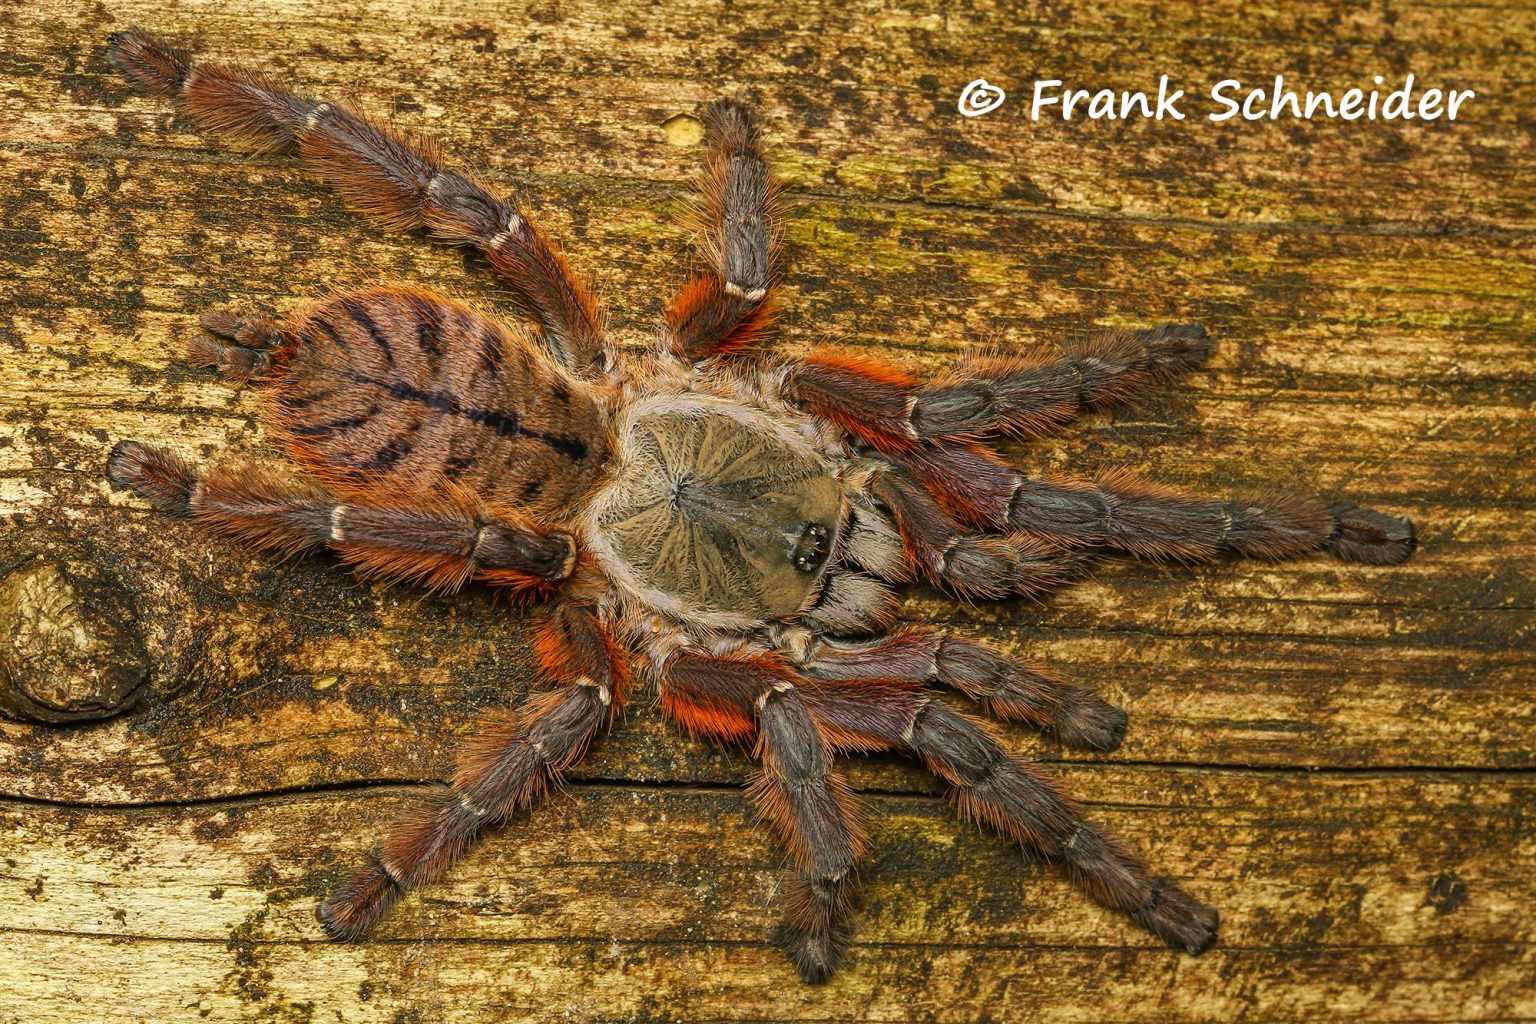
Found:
[796,571,903,637]
[798,678,1220,954]
[794,626,1127,752]
[664,100,780,360]
[786,323,1212,447]
[878,437,1417,565]
[784,336,1414,564]
[662,650,864,983]
[320,602,628,938]
[106,441,573,592]
[108,28,612,375]
[868,464,1089,599]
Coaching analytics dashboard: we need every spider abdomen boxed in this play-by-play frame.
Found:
[271,287,610,508]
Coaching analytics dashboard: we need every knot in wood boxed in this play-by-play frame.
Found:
[0,558,149,722]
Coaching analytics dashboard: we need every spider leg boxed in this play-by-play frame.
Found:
[784,335,1414,565]
[321,602,625,939]
[798,681,1218,954]
[798,571,902,637]
[663,650,864,983]
[107,28,611,375]
[188,309,295,384]
[663,100,779,361]
[105,441,573,591]
[1001,468,1417,565]
[885,439,1415,566]
[790,625,1126,752]
[865,463,1087,599]
[784,323,1210,446]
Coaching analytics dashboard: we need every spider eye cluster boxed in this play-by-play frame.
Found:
[793,522,832,572]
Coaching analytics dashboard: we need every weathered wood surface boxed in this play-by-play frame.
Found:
[1,0,1533,1020]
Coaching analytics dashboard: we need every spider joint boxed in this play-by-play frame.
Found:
[329,504,349,543]
[456,792,491,819]
[1005,476,1024,519]
[374,856,406,889]
[1068,358,1090,405]
[486,212,523,250]
[1061,824,1089,856]
[938,535,963,574]
[1131,879,1167,920]
[304,103,331,133]
[468,524,489,561]
[723,280,767,302]
[574,675,611,706]
[901,698,930,744]
[755,678,795,710]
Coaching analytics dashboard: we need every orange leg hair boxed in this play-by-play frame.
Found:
[784,323,1210,449]
[664,100,781,360]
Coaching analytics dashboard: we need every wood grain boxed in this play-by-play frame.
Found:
[1,0,1532,1020]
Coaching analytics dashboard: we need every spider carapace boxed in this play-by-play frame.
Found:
[104,28,1415,982]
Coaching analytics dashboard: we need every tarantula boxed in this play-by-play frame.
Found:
[103,28,1415,982]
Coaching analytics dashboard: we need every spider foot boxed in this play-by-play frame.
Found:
[1131,321,1213,379]
[318,861,403,941]
[1045,690,1127,752]
[774,920,850,985]
[1325,503,1416,565]
[106,27,190,98]
[191,308,289,383]
[106,440,196,514]
[1129,877,1220,955]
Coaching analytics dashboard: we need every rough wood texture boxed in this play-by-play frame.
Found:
[2,1,1533,1020]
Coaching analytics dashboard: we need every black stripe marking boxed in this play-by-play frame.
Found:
[348,372,588,461]
[288,408,377,437]
[480,325,505,378]
[357,436,413,472]
[416,314,442,357]
[445,456,476,479]
[343,299,395,369]
[312,316,352,354]
[278,384,342,411]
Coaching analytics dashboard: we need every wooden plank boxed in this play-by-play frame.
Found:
[3,1,1535,228]
[1,0,1532,1020]
[1,771,1532,1022]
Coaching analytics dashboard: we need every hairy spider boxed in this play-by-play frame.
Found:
[103,28,1415,983]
